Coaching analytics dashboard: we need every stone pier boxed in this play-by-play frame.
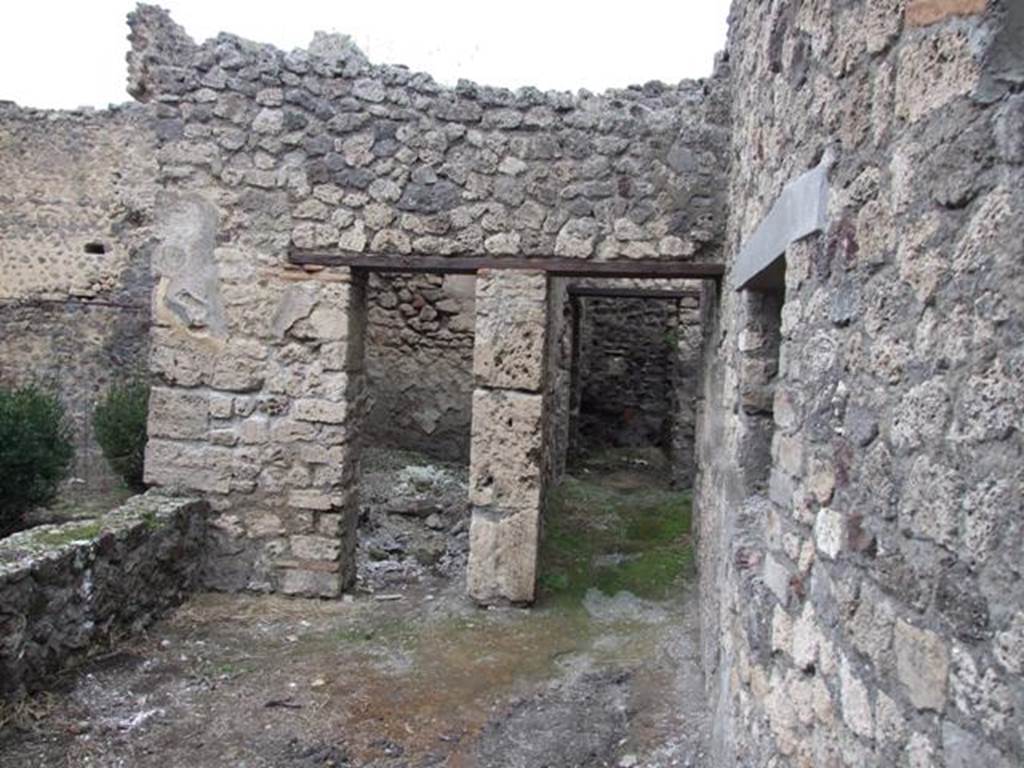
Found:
[466,270,550,604]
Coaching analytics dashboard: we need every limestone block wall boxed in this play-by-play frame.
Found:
[0,492,208,700]
[696,1,1023,765]
[364,271,475,461]
[0,103,157,489]
[126,4,730,596]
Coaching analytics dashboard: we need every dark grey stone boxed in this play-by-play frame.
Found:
[396,180,462,213]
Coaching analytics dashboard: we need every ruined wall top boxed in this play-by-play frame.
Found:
[125,4,731,265]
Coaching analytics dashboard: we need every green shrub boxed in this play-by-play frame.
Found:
[0,386,74,536]
[93,381,150,491]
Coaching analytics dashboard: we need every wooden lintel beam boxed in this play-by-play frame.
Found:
[289,249,725,280]
[567,286,700,300]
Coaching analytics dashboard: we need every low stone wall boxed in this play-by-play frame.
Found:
[0,492,208,699]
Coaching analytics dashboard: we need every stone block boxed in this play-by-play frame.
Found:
[839,656,874,739]
[467,507,540,604]
[906,0,986,27]
[763,553,791,604]
[279,568,341,598]
[208,394,234,419]
[942,720,1016,768]
[148,387,209,440]
[555,218,598,258]
[144,439,233,494]
[472,269,548,392]
[815,507,844,559]
[289,535,341,561]
[791,603,821,672]
[287,490,334,510]
[895,28,980,123]
[894,620,949,711]
[994,611,1024,674]
[293,398,349,424]
[469,389,544,510]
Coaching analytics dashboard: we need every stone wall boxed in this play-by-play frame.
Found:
[572,296,680,452]
[0,103,157,489]
[695,1,1023,765]
[563,284,703,485]
[128,4,730,596]
[364,271,475,461]
[0,492,208,700]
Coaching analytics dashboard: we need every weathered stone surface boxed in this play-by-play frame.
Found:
[148,387,210,440]
[278,568,342,598]
[693,2,1021,765]
[905,0,987,27]
[469,389,544,510]
[894,620,949,711]
[144,439,233,493]
[0,492,208,699]
[293,398,350,424]
[466,507,539,604]
[472,270,548,392]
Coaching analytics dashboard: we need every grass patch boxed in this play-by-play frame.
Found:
[32,521,104,548]
[538,457,694,606]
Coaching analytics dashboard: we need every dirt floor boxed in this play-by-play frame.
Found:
[0,450,709,768]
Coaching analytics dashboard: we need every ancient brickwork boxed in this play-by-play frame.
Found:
[364,271,475,461]
[696,1,1023,765]
[0,103,157,488]
[0,492,208,700]
[126,4,729,596]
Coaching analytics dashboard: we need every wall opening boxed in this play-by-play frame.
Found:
[537,279,709,606]
[356,270,475,592]
[737,265,785,493]
[564,285,704,488]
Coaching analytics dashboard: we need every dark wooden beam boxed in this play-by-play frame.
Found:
[567,286,698,300]
[289,249,725,280]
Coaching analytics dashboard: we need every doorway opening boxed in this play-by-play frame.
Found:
[539,279,709,606]
[357,270,477,591]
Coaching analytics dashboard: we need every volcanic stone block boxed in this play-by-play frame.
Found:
[469,388,545,511]
[895,620,950,711]
[472,269,548,392]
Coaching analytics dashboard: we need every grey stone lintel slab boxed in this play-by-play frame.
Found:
[734,159,831,292]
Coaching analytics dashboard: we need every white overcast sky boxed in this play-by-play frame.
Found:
[1,1,731,110]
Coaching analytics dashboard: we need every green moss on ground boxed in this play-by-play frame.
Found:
[31,521,104,548]
[538,453,695,606]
